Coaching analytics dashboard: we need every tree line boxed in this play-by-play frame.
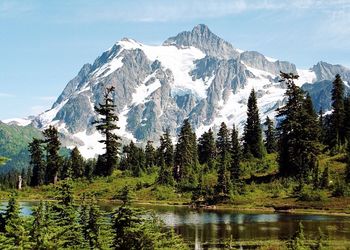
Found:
[1,73,350,202]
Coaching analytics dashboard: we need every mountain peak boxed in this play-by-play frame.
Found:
[163,24,239,59]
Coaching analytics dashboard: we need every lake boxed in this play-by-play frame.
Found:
[4,201,350,249]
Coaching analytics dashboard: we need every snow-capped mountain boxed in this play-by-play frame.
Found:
[6,24,350,158]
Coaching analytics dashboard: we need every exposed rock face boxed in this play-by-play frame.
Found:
[163,24,240,60]
[27,24,350,158]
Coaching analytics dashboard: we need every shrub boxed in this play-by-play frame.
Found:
[298,186,328,202]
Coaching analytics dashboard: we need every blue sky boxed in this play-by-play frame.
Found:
[0,0,350,120]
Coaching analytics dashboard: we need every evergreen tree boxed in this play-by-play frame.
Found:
[329,74,345,148]
[277,72,320,180]
[157,156,174,186]
[0,193,29,248]
[70,147,85,179]
[174,119,198,182]
[215,122,231,198]
[320,166,330,188]
[43,126,62,184]
[346,142,350,183]
[52,180,85,248]
[157,129,174,185]
[122,141,145,177]
[343,95,350,142]
[230,124,241,183]
[243,89,264,158]
[80,195,102,249]
[264,116,277,154]
[198,129,216,170]
[31,201,50,249]
[318,107,326,143]
[145,140,156,170]
[93,86,121,176]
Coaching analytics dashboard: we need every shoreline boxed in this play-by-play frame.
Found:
[6,198,350,217]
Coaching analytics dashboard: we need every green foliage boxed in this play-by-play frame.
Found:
[264,116,277,154]
[277,72,320,181]
[0,122,42,173]
[243,88,265,159]
[43,125,62,184]
[28,138,45,187]
[298,185,328,202]
[289,222,309,250]
[215,122,231,201]
[332,178,350,197]
[174,119,198,182]
[328,74,345,148]
[198,128,216,170]
[94,86,121,176]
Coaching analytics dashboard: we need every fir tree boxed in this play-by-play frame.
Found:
[198,129,216,170]
[343,95,350,142]
[145,140,156,170]
[289,222,306,250]
[122,141,145,177]
[52,180,84,248]
[346,142,350,183]
[31,201,50,249]
[230,124,241,183]
[329,74,345,148]
[243,89,264,158]
[70,147,84,179]
[277,72,320,180]
[0,193,29,248]
[264,116,277,154]
[29,138,45,187]
[318,107,326,143]
[43,126,62,184]
[157,129,174,185]
[93,86,121,176]
[174,119,198,182]
[215,122,231,198]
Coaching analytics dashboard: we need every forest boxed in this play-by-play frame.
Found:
[0,72,349,249]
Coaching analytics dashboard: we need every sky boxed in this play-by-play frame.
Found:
[0,0,350,120]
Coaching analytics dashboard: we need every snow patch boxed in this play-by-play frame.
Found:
[37,100,68,127]
[265,56,278,63]
[73,130,105,159]
[118,106,137,141]
[132,79,161,105]
[296,69,316,86]
[2,118,32,126]
[118,39,207,98]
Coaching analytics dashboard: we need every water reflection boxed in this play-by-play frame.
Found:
[2,202,350,249]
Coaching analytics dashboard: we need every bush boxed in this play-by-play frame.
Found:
[332,179,350,197]
[298,186,328,202]
[153,186,177,201]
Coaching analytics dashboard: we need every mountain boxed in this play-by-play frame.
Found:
[4,24,350,159]
[0,122,42,174]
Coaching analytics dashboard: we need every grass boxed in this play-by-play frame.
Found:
[0,152,349,215]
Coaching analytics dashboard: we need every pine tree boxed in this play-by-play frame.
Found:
[0,193,29,248]
[80,195,102,249]
[230,125,241,183]
[174,119,198,182]
[31,201,50,249]
[346,142,350,183]
[29,138,45,187]
[93,86,121,176]
[215,122,231,198]
[289,222,306,250]
[264,116,277,154]
[329,74,345,148]
[70,147,85,179]
[198,129,216,170]
[145,140,156,170]
[52,180,84,248]
[318,107,326,143]
[277,72,320,180]
[157,129,174,184]
[343,95,350,142]
[243,89,264,158]
[43,126,62,184]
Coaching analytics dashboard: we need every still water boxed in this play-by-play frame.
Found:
[4,202,350,249]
